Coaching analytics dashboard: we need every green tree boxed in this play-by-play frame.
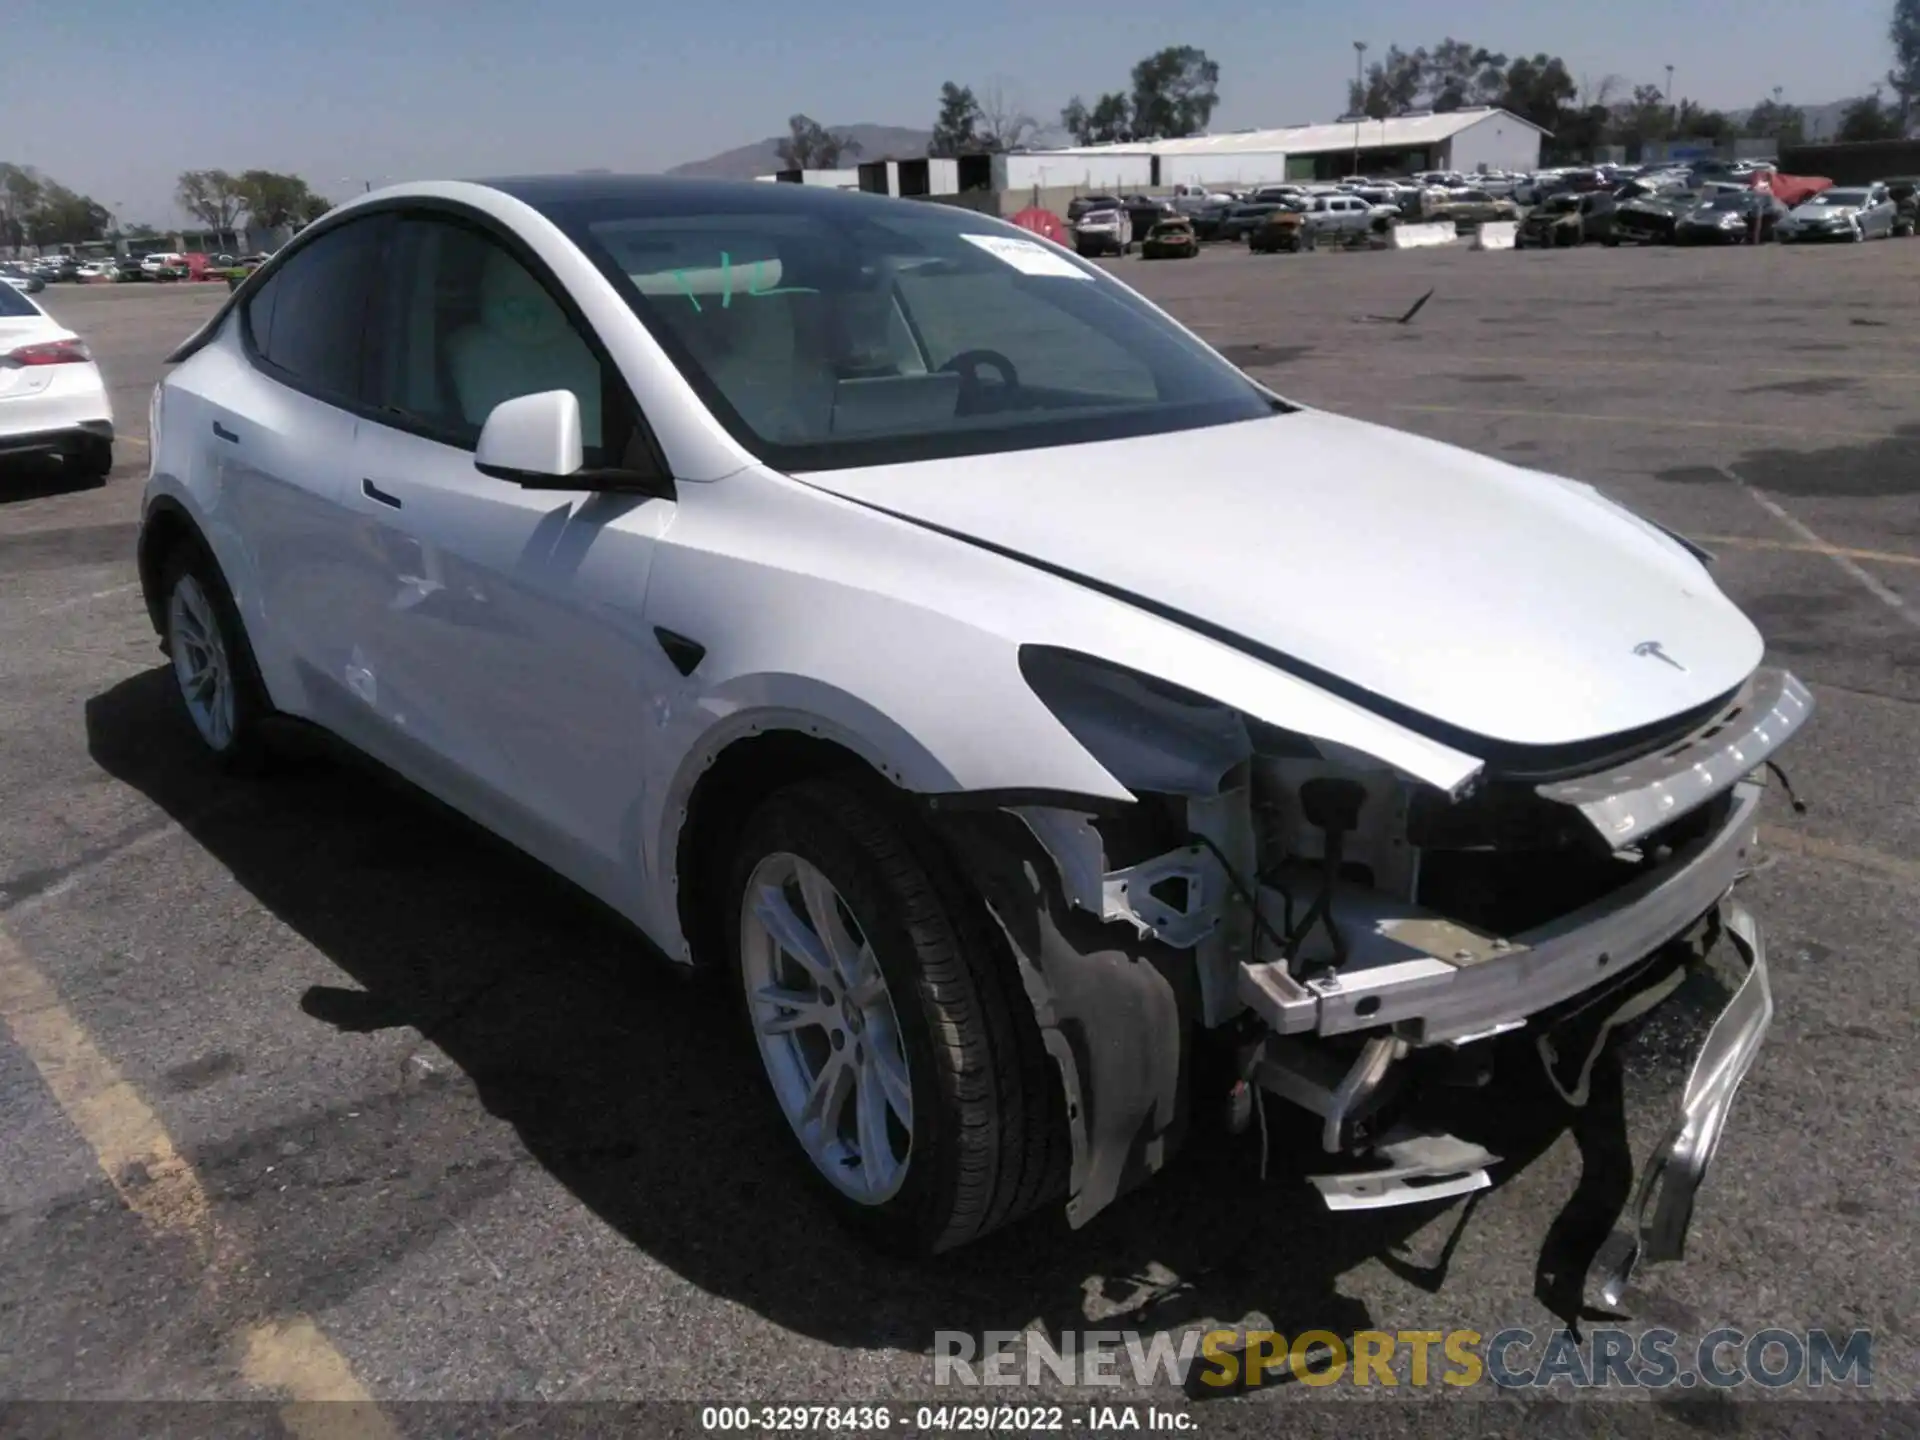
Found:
[175,169,245,235]
[1889,0,1920,130]
[1838,92,1903,140]
[1611,83,1675,148]
[1744,94,1807,146]
[930,82,982,157]
[1060,92,1133,144]
[1424,38,1507,111]
[24,183,110,245]
[975,83,1038,153]
[0,162,43,249]
[1128,46,1220,138]
[1496,54,1578,132]
[1674,99,1734,140]
[234,169,329,229]
[1347,44,1425,118]
[774,115,863,170]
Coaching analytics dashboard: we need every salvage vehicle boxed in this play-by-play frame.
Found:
[1424,187,1521,233]
[1515,192,1619,248]
[1302,194,1381,242]
[1247,205,1315,253]
[1189,201,1235,241]
[1218,201,1286,242]
[1071,205,1132,257]
[1877,177,1920,236]
[1140,216,1199,259]
[1673,191,1787,245]
[140,178,1811,1301]
[1066,194,1123,224]
[0,263,46,294]
[1776,184,1897,242]
[1611,193,1689,244]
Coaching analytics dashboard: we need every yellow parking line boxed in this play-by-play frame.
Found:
[1695,534,1920,568]
[0,921,398,1431]
[0,925,213,1251]
[1384,402,1898,441]
[1763,827,1920,889]
[244,1319,398,1439]
[119,434,150,450]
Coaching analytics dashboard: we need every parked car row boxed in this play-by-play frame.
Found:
[1530,178,1910,249]
[0,250,275,286]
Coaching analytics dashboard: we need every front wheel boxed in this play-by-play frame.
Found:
[727,779,1065,1255]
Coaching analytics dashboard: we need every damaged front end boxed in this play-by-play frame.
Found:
[928,647,1811,1298]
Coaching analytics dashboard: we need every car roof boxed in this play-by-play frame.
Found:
[479,173,930,223]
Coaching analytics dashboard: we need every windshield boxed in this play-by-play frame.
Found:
[1702,194,1753,212]
[1544,195,1581,213]
[1811,190,1867,206]
[545,192,1281,471]
[0,284,41,318]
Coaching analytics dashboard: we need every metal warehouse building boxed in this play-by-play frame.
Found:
[1008,107,1548,191]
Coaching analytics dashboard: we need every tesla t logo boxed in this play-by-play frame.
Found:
[1634,640,1687,672]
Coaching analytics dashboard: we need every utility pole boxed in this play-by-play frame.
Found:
[1353,41,1368,177]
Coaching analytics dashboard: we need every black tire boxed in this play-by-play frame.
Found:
[158,541,276,772]
[725,778,1066,1256]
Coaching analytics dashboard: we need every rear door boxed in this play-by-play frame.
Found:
[188,214,387,721]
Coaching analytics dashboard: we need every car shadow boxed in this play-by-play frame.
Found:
[0,454,108,501]
[86,665,1623,1363]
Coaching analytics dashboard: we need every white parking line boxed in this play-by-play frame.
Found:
[1733,479,1916,629]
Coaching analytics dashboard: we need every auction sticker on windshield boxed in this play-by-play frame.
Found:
[960,233,1092,278]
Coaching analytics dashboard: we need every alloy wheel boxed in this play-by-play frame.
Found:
[740,851,913,1204]
[167,574,236,752]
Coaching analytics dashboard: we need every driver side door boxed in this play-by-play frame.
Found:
[340,210,680,907]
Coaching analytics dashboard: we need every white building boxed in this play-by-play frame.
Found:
[1013,107,1547,189]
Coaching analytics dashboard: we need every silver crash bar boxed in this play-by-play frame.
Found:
[1239,781,1763,1042]
[1589,899,1773,1305]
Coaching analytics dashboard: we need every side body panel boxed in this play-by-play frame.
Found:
[332,420,677,915]
[149,330,359,718]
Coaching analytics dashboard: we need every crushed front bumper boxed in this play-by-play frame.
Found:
[1587,899,1773,1305]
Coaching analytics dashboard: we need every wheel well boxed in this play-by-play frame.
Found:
[675,730,885,968]
[136,500,200,638]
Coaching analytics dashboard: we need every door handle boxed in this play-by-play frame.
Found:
[212,421,239,444]
[361,478,403,510]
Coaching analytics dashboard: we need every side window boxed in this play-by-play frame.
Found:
[367,215,627,464]
[243,218,383,401]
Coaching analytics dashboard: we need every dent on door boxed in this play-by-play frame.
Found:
[348,425,676,904]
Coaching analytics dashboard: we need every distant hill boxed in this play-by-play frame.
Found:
[668,124,932,179]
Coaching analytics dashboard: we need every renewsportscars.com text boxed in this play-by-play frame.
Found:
[934,1326,1874,1391]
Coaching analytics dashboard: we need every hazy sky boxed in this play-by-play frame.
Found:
[3,0,1893,225]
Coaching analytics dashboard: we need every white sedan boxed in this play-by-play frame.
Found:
[0,283,114,477]
[140,177,1809,1295]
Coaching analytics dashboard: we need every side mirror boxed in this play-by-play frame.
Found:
[475,390,584,484]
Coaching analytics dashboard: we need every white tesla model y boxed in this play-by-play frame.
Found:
[139,177,1809,1299]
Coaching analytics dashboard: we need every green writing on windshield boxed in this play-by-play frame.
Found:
[670,252,818,312]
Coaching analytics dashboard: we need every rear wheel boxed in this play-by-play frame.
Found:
[159,543,275,771]
[727,779,1065,1255]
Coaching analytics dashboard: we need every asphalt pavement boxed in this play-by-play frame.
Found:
[1,250,1915,1432]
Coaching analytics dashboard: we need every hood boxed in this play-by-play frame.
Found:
[1790,201,1856,218]
[794,410,1763,752]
